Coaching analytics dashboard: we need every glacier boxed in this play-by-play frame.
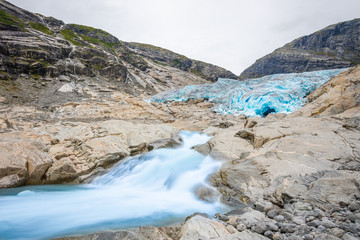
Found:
[149,68,348,117]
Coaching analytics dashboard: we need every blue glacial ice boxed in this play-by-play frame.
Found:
[149,68,348,117]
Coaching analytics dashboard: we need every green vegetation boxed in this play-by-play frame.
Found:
[31,74,40,79]
[131,43,169,53]
[68,24,113,37]
[37,60,49,67]
[190,69,206,78]
[29,22,53,35]
[92,64,103,70]
[66,24,119,49]
[0,9,26,30]
[0,71,11,81]
[60,29,85,46]
[79,34,117,49]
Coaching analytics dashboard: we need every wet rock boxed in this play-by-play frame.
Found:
[215,213,230,222]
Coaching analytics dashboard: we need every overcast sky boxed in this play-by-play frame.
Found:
[7,0,360,75]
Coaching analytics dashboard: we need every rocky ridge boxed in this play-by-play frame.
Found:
[240,18,360,79]
[0,0,236,107]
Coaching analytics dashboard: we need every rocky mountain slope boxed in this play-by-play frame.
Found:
[240,18,360,79]
[0,0,236,107]
[1,1,360,240]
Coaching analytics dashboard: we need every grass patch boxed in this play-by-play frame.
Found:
[0,71,11,81]
[190,69,206,78]
[92,64,103,70]
[0,9,26,30]
[80,34,117,49]
[60,29,85,46]
[30,22,53,35]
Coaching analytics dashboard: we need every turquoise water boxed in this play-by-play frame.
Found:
[149,68,348,117]
[0,132,227,240]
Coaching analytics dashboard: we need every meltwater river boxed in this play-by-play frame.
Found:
[0,132,227,240]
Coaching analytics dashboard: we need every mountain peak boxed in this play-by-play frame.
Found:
[239,18,360,79]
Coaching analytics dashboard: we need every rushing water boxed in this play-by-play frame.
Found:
[149,68,348,117]
[0,132,227,240]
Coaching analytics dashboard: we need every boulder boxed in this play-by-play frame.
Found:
[0,138,53,188]
[179,215,231,240]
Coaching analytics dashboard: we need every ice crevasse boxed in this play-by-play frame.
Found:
[149,68,348,117]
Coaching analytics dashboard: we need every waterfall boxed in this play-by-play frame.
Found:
[0,132,227,240]
[68,46,76,75]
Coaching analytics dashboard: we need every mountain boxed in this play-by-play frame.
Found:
[240,18,360,79]
[0,0,237,107]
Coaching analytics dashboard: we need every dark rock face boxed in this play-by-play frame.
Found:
[124,42,238,82]
[240,18,360,79]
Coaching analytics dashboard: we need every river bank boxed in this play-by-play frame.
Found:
[0,67,359,239]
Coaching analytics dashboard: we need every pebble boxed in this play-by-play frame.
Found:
[342,233,359,240]
[267,222,279,232]
[339,201,349,207]
[280,211,294,221]
[330,227,345,238]
[308,220,320,227]
[349,203,359,212]
[306,216,315,222]
[215,213,229,221]
[304,234,314,240]
[274,215,285,222]
[273,232,283,240]
[321,218,337,228]
[317,225,326,232]
[264,230,273,239]
[348,213,358,222]
[236,223,246,232]
[292,216,305,225]
[252,222,267,234]
[280,223,296,233]
[267,209,279,219]
[287,236,302,240]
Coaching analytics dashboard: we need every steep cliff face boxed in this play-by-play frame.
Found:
[240,18,360,79]
[0,0,236,107]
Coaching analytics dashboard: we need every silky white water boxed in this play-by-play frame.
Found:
[0,132,227,240]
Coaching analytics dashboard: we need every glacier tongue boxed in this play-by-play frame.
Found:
[149,68,348,117]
